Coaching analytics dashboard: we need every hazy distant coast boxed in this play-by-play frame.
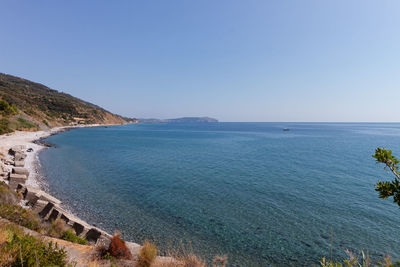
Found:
[139,116,218,123]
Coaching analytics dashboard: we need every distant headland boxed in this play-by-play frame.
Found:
[139,117,218,123]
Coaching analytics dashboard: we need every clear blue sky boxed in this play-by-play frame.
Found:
[1,1,399,122]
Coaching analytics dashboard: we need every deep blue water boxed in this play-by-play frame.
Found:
[39,123,400,266]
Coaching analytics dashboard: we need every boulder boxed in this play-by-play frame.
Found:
[12,167,29,176]
[14,160,25,167]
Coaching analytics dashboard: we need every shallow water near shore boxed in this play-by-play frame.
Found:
[39,123,400,266]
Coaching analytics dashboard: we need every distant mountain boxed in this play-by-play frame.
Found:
[139,117,218,123]
[0,73,130,134]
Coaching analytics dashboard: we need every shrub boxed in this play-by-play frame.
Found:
[0,99,18,116]
[107,234,132,260]
[61,229,87,245]
[45,218,67,238]
[5,233,67,266]
[16,117,38,131]
[138,240,157,267]
[0,203,41,231]
[0,119,12,135]
[0,223,67,267]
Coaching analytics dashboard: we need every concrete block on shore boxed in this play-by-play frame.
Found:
[85,228,102,243]
[32,200,48,213]
[21,186,40,205]
[39,202,54,218]
[8,173,27,189]
[14,160,25,167]
[12,167,29,176]
[48,209,60,222]
[16,184,27,194]
[73,221,86,236]
[9,145,26,155]
[21,186,62,206]
[60,214,70,224]
[126,241,141,256]
[38,191,62,206]
[14,152,27,161]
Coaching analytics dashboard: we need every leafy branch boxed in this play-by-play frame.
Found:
[373,147,400,206]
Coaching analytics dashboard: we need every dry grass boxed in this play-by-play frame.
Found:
[320,249,398,267]
[138,240,158,267]
[0,181,19,205]
[157,254,207,267]
[87,260,100,267]
[44,218,67,238]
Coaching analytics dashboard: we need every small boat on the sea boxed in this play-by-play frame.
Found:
[283,128,290,131]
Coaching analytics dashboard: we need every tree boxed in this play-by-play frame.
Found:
[373,147,400,206]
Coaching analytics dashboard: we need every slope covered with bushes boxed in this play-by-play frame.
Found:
[0,73,128,134]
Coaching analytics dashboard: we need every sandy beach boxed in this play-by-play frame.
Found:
[0,124,112,188]
[0,128,60,187]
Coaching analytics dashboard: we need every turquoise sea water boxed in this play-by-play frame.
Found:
[39,123,400,266]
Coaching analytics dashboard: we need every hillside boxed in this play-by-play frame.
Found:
[0,73,129,134]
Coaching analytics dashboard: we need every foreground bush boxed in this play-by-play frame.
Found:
[138,240,158,267]
[0,223,67,267]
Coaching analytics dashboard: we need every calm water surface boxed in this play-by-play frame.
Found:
[39,123,400,266]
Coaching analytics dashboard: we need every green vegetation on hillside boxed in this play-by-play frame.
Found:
[0,99,18,115]
[0,73,129,135]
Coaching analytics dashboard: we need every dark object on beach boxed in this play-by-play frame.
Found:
[283,128,290,131]
[33,138,56,148]
[27,148,33,152]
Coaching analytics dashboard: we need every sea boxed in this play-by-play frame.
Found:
[37,122,400,266]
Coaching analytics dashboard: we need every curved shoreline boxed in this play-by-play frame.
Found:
[0,125,140,245]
